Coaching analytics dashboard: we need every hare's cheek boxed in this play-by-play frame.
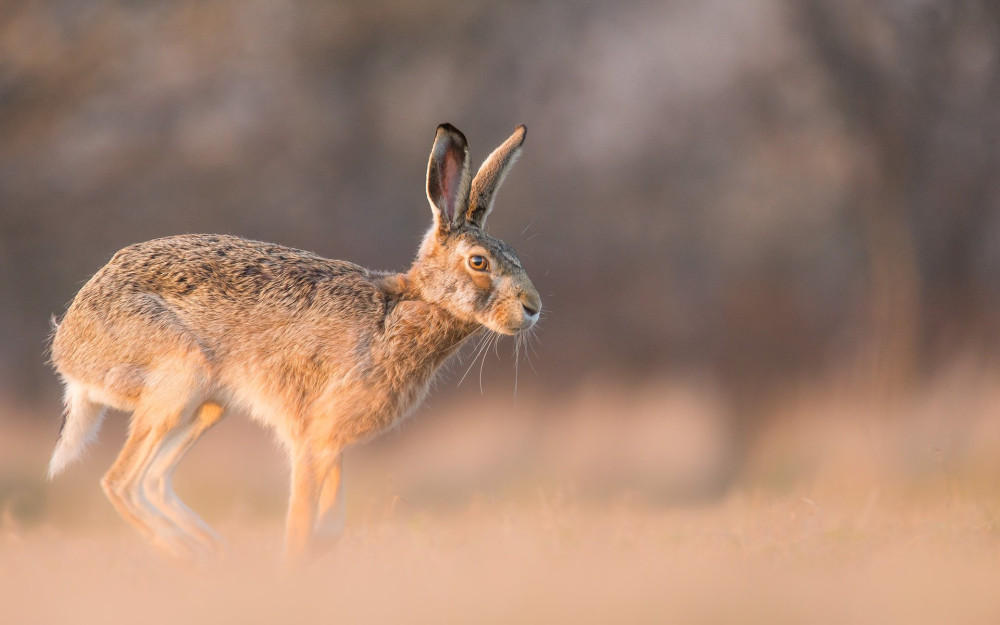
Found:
[467,272,493,292]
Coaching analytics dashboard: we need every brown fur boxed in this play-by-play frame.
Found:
[47,124,541,562]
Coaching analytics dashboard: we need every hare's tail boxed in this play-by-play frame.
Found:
[48,381,107,479]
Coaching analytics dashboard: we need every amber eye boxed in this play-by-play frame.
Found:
[468,255,489,271]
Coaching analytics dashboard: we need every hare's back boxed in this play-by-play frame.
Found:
[53,235,383,381]
[77,234,379,313]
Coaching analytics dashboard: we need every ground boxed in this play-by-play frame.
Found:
[3,381,1000,624]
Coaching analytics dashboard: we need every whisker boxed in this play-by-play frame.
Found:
[449,328,483,362]
[478,333,499,394]
[459,329,484,356]
[529,334,542,358]
[457,331,494,388]
[524,331,540,376]
[519,330,538,376]
[467,330,492,362]
[513,334,521,402]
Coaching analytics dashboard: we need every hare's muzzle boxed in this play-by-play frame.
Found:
[520,289,542,329]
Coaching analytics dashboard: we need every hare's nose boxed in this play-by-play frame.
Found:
[520,290,541,318]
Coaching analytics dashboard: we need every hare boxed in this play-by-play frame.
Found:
[46,123,540,561]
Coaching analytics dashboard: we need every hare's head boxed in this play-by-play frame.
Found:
[410,124,540,336]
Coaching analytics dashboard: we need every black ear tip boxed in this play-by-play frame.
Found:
[435,123,467,146]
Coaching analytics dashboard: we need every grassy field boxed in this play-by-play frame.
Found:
[3,379,1000,624]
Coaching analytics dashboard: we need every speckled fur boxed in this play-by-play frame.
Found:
[47,124,540,562]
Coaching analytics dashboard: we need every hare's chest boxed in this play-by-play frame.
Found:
[329,306,474,444]
[379,353,446,418]
[327,362,439,445]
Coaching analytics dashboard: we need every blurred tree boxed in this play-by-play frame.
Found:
[796,0,1000,397]
[0,0,998,412]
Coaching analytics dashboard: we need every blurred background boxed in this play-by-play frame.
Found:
[1,0,1000,526]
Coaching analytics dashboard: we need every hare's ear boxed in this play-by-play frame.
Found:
[426,123,472,235]
[466,125,526,228]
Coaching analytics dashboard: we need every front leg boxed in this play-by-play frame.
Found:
[313,454,346,551]
[284,447,338,562]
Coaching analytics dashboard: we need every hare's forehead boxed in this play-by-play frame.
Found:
[454,235,523,270]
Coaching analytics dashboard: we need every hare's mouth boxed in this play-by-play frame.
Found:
[516,302,540,331]
[515,316,539,334]
[493,324,519,336]
[497,314,538,336]
[483,318,521,336]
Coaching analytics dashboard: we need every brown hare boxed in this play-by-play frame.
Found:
[47,123,540,561]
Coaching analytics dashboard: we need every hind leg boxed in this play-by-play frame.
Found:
[100,418,188,556]
[142,402,226,556]
[101,368,207,559]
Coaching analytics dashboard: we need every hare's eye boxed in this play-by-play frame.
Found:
[468,255,489,271]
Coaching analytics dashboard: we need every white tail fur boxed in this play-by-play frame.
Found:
[47,382,107,479]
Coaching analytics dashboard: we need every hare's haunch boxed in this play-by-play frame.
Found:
[47,124,540,562]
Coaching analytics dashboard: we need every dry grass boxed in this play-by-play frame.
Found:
[4,494,1000,624]
[3,376,1000,624]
